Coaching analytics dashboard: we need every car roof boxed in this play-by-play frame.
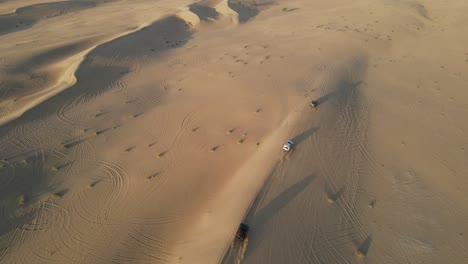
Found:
[239,223,249,230]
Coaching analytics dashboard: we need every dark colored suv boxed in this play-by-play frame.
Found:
[236,223,249,241]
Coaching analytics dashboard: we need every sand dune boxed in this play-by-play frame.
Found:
[1,0,468,263]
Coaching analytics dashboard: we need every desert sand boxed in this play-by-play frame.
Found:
[0,0,467,263]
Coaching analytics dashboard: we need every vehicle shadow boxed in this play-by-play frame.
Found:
[242,174,315,256]
[291,126,319,145]
[316,80,362,105]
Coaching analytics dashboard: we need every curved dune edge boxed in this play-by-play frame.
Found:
[179,0,239,26]
[0,47,92,126]
[0,0,242,126]
[0,8,17,15]
[0,12,201,127]
[0,38,116,126]
[0,0,68,15]
[176,9,201,27]
[214,0,239,24]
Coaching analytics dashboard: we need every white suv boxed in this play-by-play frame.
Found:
[283,140,295,152]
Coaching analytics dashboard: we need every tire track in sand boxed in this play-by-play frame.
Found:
[72,160,129,227]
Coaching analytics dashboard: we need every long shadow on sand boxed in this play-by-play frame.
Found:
[252,175,315,223]
[220,173,315,264]
[316,80,362,106]
[291,126,319,145]
[246,175,315,252]
[11,39,98,74]
[227,0,275,23]
[0,1,97,36]
[0,15,192,133]
[0,16,193,251]
[189,3,219,21]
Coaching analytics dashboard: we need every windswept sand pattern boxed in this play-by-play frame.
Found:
[1,0,468,263]
[123,225,174,263]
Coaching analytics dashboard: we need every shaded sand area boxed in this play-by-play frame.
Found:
[1,0,468,263]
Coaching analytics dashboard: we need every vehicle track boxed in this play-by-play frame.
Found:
[222,55,376,264]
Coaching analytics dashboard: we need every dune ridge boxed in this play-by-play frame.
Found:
[0,0,66,15]
[1,0,468,263]
[0,5,210,127]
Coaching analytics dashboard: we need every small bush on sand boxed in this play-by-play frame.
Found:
[51,190,67,199]
[51,193,61,199]
[19,195,26,205]
[355,250,365,258]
